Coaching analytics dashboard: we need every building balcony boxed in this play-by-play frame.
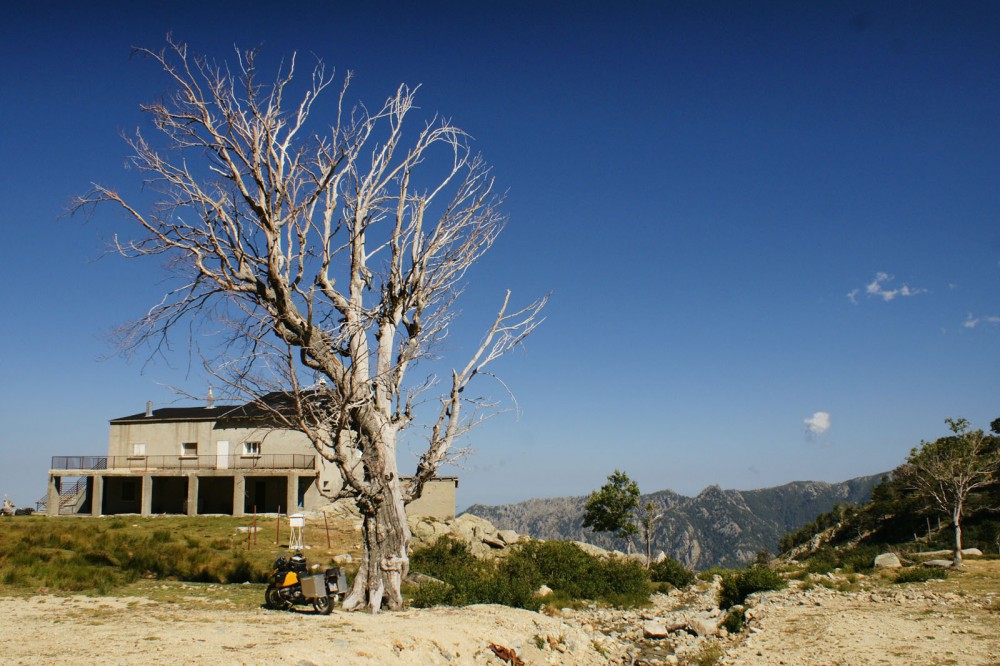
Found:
[50,454,316,472]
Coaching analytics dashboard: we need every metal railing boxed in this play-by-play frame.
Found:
[51,454,315,471]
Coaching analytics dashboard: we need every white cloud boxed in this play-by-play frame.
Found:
[964,313,1000,329]
[848,272,927,303]
[804,411,831,436]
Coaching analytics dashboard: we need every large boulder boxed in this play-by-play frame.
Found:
[874,552,902,569]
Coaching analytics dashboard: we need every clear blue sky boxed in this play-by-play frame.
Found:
[2,1,998,511]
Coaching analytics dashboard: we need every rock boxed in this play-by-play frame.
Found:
[534,584,553,598]
[451,513,497,540]
[572,541,611,558]
[333,553,353,564]
[406,572,446,587]
[654,550,668,564]
[874,553,902,569]
[689,614,722,637]
[642,621,670,639]
[915,548,983,558]
[498,530,521,545]
[482,534,506,549]
[923,559,953,568]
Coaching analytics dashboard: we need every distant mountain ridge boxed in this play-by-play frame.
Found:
[463,474,884,569]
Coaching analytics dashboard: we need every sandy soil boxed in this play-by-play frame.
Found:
[4,563,999,665]
[720,586,1000,666]
[0,593,618,665]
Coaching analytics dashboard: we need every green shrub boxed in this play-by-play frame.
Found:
[408,537,650,609]
[722,607,746,633]
[408,580,454,608]
[838,544,882,573]
[718,565,786,609]
[505,540,650,606]
[697,566,735,581]
[805,547,838,574]
[894,567,948,584]
[649,557,695,589]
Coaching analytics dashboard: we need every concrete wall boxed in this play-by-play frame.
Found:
[109,420,315,459]
[407,478,458,520]
[110,420,218,458]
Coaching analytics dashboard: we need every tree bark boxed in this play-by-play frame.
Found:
[341,475,411,613]
[953,505,964,568]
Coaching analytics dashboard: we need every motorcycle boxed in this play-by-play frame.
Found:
[264,552,348,615]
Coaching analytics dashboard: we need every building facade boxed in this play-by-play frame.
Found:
[46,400,457,520]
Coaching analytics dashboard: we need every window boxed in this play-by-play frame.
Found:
[131,443,146,456]
[181,442,198,457]
[243,441,261,456]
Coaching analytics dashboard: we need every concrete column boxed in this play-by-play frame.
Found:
[187,475,199,516]
[233,475,245,517]
[140,474,153,517]
[47,475,60,517]
[91,475,104,517]
[286,473,299,513]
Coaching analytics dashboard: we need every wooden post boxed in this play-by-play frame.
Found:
[276,506,281,546]
[324,512,331,548]
[253,507,258,546]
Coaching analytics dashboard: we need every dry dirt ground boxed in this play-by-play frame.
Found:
[719,572,1000,666]
[0,592,621,665]
[3,562,999,665]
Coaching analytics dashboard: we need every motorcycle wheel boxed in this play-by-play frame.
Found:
[265,584,288,610]
[312,595,333,615]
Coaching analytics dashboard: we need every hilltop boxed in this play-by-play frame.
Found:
[464,474,883,569]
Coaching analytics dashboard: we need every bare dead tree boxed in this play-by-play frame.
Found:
[74,38,546,612]
[638,501,663,569]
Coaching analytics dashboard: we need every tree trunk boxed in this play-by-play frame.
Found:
[341,475,411,613]
[953,507,963,568]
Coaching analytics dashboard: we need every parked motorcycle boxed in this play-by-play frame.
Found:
[264,553,348,614]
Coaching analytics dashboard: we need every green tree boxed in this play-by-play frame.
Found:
[583,470,640,552]
[899,418,1000,567]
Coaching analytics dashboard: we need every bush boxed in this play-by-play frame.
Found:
[408,537,651,609]
[894,567,948,584]
[805,547,838,574]
[505,540,650,605]
[718,565,786,609]
[838,544,882,573]
[649,557,695,589]
[721,607,746,633]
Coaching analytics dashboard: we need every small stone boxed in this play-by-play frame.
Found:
[642,621,670,639]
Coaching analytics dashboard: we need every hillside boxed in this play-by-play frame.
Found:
[464,474,883,568]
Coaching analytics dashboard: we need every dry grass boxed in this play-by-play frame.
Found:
[0,514,361,596]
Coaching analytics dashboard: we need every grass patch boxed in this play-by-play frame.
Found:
[894,567,948,584]
[0,515,358,595]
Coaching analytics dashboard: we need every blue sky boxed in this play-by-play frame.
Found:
[1,1,999,511]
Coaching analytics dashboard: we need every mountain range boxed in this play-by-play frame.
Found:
[464,474,885,568]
